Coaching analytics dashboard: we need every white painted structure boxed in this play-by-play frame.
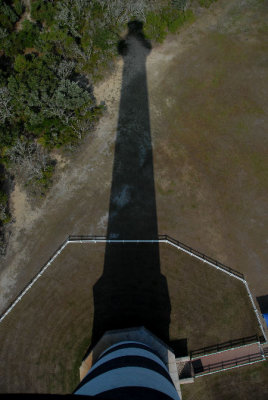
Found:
[0,235,266,342]
[75,338,181,399]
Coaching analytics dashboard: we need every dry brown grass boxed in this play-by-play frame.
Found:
[0,0,267,397]
[161,244,262,349]
[181,360,268,400]
[0,242,260,393]
[151,0,268,297]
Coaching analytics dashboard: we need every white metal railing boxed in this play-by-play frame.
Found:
[0,235,266,342]
[0,240,68,323]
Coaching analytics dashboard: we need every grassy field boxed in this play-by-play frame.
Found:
[1,0,267,317]
[150,0,268,296]
[181,360,268,400]
[0,0,267,397]
[161,244,262,350]
[0,242,260,393]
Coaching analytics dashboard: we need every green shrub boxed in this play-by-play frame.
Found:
[13,0,25,17]
[0,0,19,30]
[31,0,56,26]
[198,0,218,8]
[39,125,75,148]
[0,190,10,224]
[144,12,168,43]
[17,20,40,49]
[0,123,21,151]
[164,8,195,34]
[144,7,195,42]
[93,28,117,51]
[0,55,13,86]
[0,0,200,203]
[34,164,55,195]
[2,21,40,56]
[37,27,76,58]
[172,0,188,11]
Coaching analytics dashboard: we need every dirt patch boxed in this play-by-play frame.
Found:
[1,0,267,336]
[0,0,267,395]
[10,183,38,230]
[0,0,266,310]
[94,59,124,113]
[15,0,33,32]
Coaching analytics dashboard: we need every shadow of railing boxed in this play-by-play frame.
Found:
[68,234,245,279]
[160,235,244,279]
[0,233,247,325]
[193,351,264,375]
[190,334,263,359]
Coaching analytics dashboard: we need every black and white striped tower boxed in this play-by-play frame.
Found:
[75,339,181,399]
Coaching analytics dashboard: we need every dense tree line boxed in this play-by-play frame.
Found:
[0,0,214,247]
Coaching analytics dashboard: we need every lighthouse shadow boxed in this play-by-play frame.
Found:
[90,21,171,350]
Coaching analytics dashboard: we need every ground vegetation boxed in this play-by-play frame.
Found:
[181,360,268,400]
[0,242,261,393]
[0,0,204,251]
[0,0,267,396]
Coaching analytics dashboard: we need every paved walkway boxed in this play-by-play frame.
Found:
[192,342,264,376]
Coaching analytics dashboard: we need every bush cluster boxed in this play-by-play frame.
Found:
[0,1,195,164]
[144,7,195,42]
[0,190,10,225]
[0,0,200,231]
[198,0,218,8]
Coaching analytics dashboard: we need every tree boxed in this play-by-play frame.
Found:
[16,20,40,49]
[0,121,21,150]
[0,190,10,224]
[96,0,159,24]
[13,0,24,17]
[56,1,81,38]
[44,78,93,124]
[31,0,56,26]
[9,53,58,114]
[56,60,76,79]
[6,138,55,195]
[0,87,12,124]
[37,26,76,58]
[0,0,19,30]
[0,26,8,40]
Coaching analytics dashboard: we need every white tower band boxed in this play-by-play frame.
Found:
[75,333,181,400]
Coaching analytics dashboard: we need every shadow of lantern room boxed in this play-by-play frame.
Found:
[91,21,172,349]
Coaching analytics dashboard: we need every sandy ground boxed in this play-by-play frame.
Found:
[0,0,268,328]
[15,0,33,31]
